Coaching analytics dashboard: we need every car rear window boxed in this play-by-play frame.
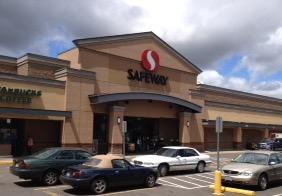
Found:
[33,149,58,159]
[83,158,102,166]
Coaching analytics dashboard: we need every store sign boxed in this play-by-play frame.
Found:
[127,50,169,86]
[0,86,42,104]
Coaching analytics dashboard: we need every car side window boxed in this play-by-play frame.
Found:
[269,154,279,164]
[184,149,198,157]
[277,153,282,164]
[75,151,91,160]
[177,150,185,157]
[112,159,129,169]
[56,151,74,160]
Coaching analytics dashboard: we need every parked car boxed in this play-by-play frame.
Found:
[131,146,212,176]
[10,147,92,185]
[222,151,282,190]
[257,138,273,150]
[60,154,158,195]
[272,138,282,150]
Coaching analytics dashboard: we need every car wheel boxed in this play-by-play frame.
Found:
[42,170,59,186]
[158,164,168,177]
[196,161,205,173]
[257,174,268,190]
[91,178,107,195]
[144,174,156,188]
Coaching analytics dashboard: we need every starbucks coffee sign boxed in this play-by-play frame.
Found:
[0,86,42,104]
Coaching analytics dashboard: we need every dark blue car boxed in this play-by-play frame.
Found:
[60,154,158,194]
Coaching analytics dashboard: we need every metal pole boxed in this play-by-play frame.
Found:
[217,130,220,170]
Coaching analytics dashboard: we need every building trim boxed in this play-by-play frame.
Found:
[199,84,282,104]
[202,120,282,130]
[89,92,202,113]
[0,55,17,65]
[0,72,65,88]
[0,107,72,118]
[206,101,282,115]
[73,31,202,74]
[55,67,96,80]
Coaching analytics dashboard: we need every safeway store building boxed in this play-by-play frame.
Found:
[0,32,282,156]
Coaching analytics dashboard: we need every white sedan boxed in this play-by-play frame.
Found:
[132,146,212,176]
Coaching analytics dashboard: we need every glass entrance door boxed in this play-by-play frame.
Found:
[93,113,108,154]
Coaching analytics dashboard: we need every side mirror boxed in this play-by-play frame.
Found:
[269,161,277,165]
[176,155,181,159]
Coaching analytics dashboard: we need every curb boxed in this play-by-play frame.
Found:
[0,160,13,166]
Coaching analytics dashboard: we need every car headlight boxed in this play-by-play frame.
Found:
[241,171,253,176]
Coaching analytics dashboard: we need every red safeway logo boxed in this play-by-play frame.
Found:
[141,50,160,72]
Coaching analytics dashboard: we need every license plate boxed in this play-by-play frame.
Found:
[224,176,232,181]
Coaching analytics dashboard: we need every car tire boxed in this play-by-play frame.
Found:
[144,174,156,188]
[257,174,268,191]
[42,170,59,186]
[90,178,107,195]
[158,164,168,177]
[196,161,205,173]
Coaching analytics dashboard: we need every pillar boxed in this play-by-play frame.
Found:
[233,127,242,149]
[108,106,125,154]
[262,128,269,139]
[179,112,191,146]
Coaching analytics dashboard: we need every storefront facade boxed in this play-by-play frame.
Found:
[0,32,282,156]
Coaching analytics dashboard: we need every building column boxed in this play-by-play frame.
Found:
[262,128,269,138]
[233,127,242,149]
[179,112,191,147]
[108,106,125,154]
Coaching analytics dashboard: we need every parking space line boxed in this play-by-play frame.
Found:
[34,185,69,191]
[42,190,58,196]
[273,194,282,196]
[204,172,215,176]
[171,177,203,187]
[195,174,214,180]
[159,179,190,189]
[185,176,213,184]
[101,187,156,195]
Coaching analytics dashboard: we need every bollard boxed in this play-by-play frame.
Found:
[213,170,223,195]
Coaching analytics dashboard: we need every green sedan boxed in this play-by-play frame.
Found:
[10,147,92,186]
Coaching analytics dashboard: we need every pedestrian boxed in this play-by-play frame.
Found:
[26,135,34,155]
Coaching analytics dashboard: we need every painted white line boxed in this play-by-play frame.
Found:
[34,185,69,191]
[159,179,208,190]
[171,177,202,187]
[101,187,156,195]
[272,194,282,196]
[195,174,214,180]
[185,176,213,184]
[205,172,215,176]
[157,182,179,188]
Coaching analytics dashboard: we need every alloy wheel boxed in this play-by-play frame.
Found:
[145,174,156,188]
[43,171,58,186]
[92,178,107,194]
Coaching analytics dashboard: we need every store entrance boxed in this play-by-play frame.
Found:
[124,117,160,154]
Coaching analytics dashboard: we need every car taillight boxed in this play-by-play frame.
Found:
[72,171,82,178]
[18,161,30,169]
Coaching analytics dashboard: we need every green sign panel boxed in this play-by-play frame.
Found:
[0,86,42,104]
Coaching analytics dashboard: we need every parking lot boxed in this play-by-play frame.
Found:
[0,152,282,196]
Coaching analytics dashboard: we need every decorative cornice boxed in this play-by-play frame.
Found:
[0,55,17,66]
[17,53,70,68]
[202,120,282,129]
[0,72,65,88]
[55,67,96,80]
[206,101,282,115]
[199,84,282,104]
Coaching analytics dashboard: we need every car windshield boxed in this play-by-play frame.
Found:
[83,158,102,167]
[155,148,177,157]
[260,138,272,143]
[232,153,268,165]
[32,148,58,159]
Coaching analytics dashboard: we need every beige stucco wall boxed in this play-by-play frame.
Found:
[0,80,65,111]
[205,106,282,125]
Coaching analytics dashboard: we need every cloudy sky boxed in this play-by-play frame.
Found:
[1,0,282,98]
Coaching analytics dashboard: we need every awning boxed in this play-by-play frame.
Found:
[89,92,202,113]
[0,107,72,118]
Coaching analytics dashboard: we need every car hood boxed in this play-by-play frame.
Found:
[222,162,268,173]
[132,155,172,163]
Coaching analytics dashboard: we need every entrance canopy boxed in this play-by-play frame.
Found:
[89,92,202,113]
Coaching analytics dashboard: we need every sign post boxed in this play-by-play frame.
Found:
[122,121,127,157]
[216,116,223,170]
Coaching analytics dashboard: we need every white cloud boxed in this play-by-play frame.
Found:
[198,70,282,98]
